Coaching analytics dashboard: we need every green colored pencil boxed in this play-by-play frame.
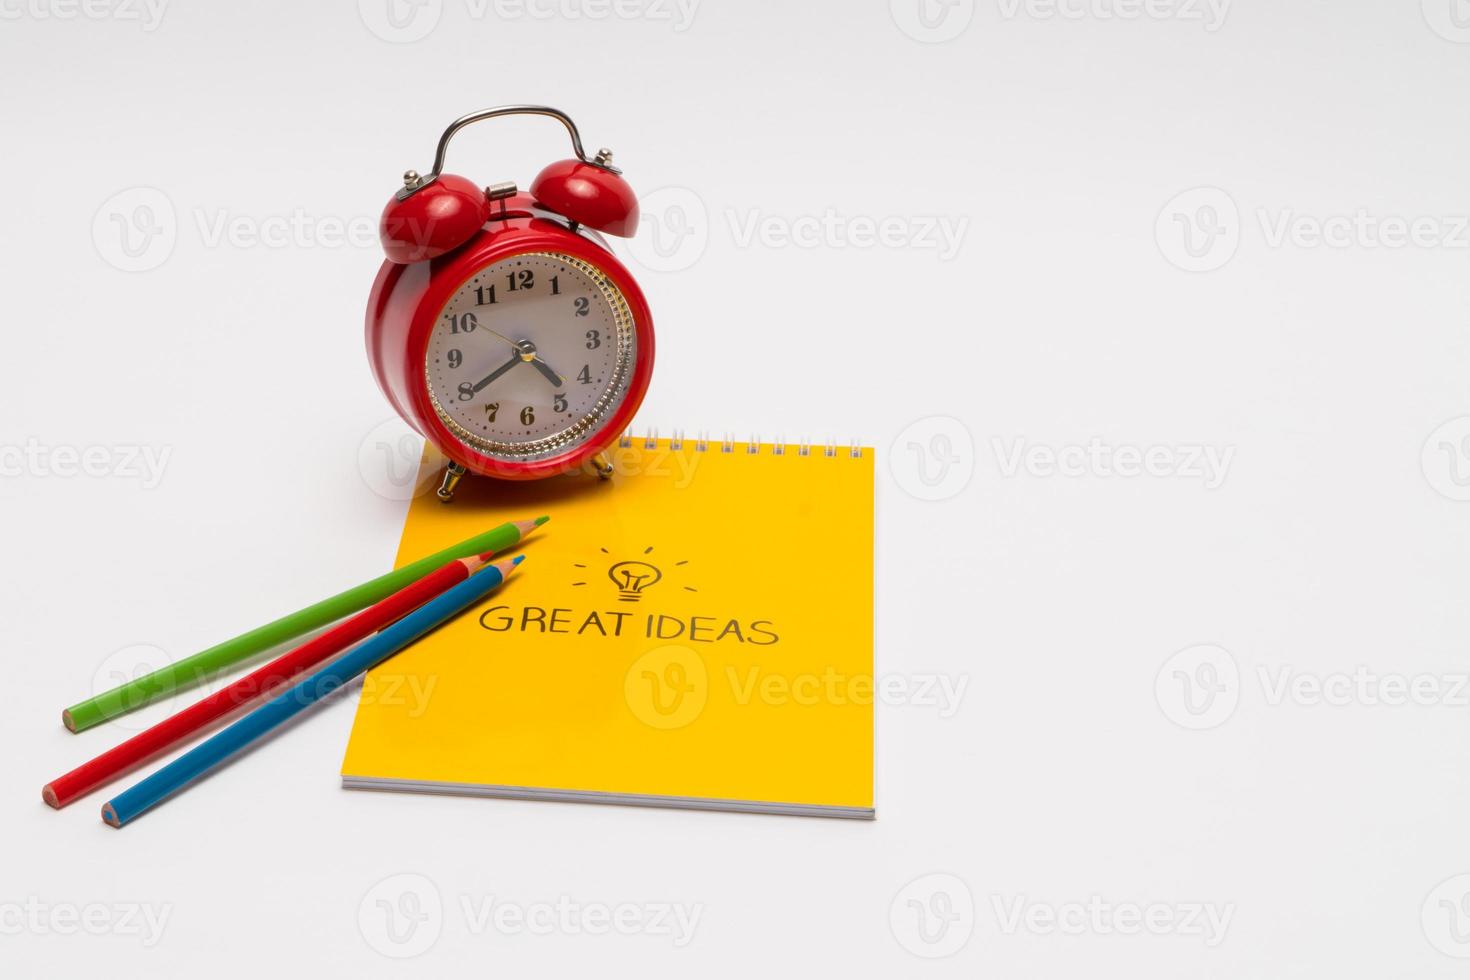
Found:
[63,516,547,733]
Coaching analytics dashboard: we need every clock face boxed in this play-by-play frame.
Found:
[425,251,637,463]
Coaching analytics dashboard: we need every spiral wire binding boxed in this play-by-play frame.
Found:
[618,429,864,458]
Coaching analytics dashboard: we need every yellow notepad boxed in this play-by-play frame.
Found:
[341,436,873,819]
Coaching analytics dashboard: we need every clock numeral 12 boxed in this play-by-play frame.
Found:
[506,269,534,292]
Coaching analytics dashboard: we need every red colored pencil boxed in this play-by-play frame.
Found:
[43,553,492,809]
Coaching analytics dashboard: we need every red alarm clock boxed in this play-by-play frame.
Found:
[366,105,654,501]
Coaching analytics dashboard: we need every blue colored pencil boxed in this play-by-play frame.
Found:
[101,555,522,828]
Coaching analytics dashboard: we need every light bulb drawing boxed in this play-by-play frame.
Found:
[608,561,662,601]
[572,546,695,600]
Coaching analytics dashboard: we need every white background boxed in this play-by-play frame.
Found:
[3,0,1470,975]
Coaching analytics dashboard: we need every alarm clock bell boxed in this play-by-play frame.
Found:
[379,107,640,267]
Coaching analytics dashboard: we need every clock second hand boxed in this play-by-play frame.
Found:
[476,323,522,352]
[477,324,563,384]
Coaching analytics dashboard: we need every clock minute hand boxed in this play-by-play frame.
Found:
[471,352,522,393]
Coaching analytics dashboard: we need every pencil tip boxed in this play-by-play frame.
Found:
[491,555,524,578]
[534,515,550,526]
[101,803,120,828]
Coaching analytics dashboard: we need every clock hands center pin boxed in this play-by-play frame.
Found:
[475,324,564,387]
[516,340,566,388]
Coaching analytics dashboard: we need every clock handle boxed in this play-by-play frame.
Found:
[398,105,617,200]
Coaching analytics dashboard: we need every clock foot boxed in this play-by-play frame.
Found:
[592,452,614,480]
[436,462,467,503]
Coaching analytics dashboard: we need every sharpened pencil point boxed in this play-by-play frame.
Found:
[491,555,524,579]
[513,516,549,541]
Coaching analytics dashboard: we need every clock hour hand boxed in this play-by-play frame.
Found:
[471,352,522,393]
[527,354,564,388]
[471,320,564,386]
[517,340,564,387]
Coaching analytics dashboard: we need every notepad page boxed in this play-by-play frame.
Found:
[341,438,874,815]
